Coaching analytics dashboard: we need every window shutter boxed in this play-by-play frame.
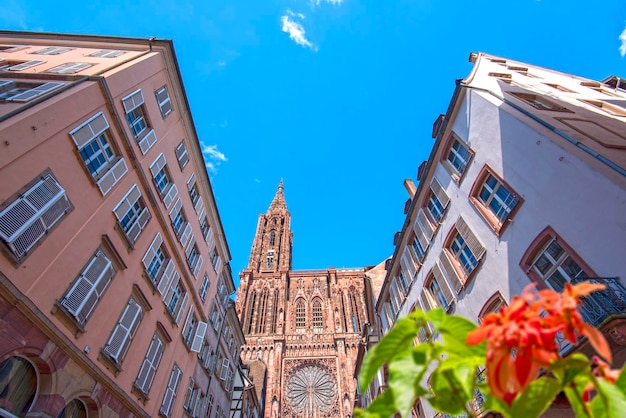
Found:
[160,365,182,417]
[150,153,167,177]
[420,289,434,312]
[175,141,189,169]
[138,129,158,155]
[0,174,70,258]
[190,322,207,353]
[176,293,190,325]
[126,207,150,244]
[412,220,429,252]
[70,112,109,149]
[214,255,222,274]
[104,299,142,362]
[440,252,464,293]
[185,236,196,258]
[122,89,144,113]
[401,248,417,279]
[455,217,486,259]
[431,263,455,306]
[179,223,192,247]
[430,177,450,208]
[220,359,230,380]
[157,261,176,295]
[142,232,163,269]
[162,183,178,210]
[113,185,141,220]
[97,158,128,196]
[169,198,182,222]
[187,172,196,191]
[8,60,46,71]
[8,82,64,102]
[193,255,203,277]
[194,196,203,214]
[156,87,173,117]
[135,334,164,394]
[417,208,435,239]
[62,251,115,324]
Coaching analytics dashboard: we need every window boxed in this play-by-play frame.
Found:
[103,297,143,364]
[520,227,594,292]
[0,356,37,416]
[312,298,323,331]
[89,50,125,58]
[183,378,202,415]
[510,92,570,111]
[442,133,473,181]
[0,80,63,102]
[399,247,417,286]
[269,231,276,246]
[142,232,178,294]
[295,298,306,329]
[0,173,71,261]
[469,166,522,235]
[150,153,178,209]
[182,308,208,352]
[122,89,150,138]
[198,341,214,371]
[58,399,87,418]
[187,173,203,213]
[47,62,93,74]
[446,217,485,278]
[169,198,191,246]
[60,250,116,326]
[425,177,450,224]
[160,364,182,417]
[411,209,434,262]
[478,292,507,322]
[266,250,274,269]
[579,99,626,117]
[411,235,426,263]
[175,140,189,170]
[186,238,203,276]
[113,185,150,246]
[209,300,224,332]
[199,210,211,241]
[156,86,173,118]
[164,274,188,323]
[134,333,165,395]
[32,47,72,55]
[427,262,455,310]
[0,60,46,71]
[199,273,210,302]
[210,244,222,273]
[70,112,128,195]
[348,287,362,333]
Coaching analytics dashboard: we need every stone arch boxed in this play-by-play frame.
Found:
[0,355,39,416]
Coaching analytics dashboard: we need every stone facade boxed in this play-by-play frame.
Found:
[236,181,370,418]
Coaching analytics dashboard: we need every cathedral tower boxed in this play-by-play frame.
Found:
[236,182,372,418]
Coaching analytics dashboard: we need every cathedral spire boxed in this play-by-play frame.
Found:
[268,179,287,212]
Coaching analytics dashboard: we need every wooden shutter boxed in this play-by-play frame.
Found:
[0,174,69,258]
[430,177,450,208]
[455,217,486,259]
[190,321,208,353]
[160,364,182,417]
[401,248,417,279]
[138,129,158,155]
[97,158,128,196]
[104,299,142,362]
[412,219,429,252]
[156,86,173,117]
[440,251,464,293]
[70,112,109,149]
[162,183,179,209]
[175,141,189,169]
[417,208,435,239]
[157,260,176,295]
[150,153,167,177]
[142,233,163,270]
[420,289,433,312]
[113,184,141,220]
[176,293,190,325]
[135,334,164,393]
[122,89,144,113]
[62,251,115,324]
[432,263,455,306]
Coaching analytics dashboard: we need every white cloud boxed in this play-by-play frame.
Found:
[281,14,316,50]
[202,144,227,173]
[315,0,343,5]
[287,9,306,20]
[620,26,626,57]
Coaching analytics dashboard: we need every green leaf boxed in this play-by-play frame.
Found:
[425,307,446,329]
[591,378,626,418]
[428,366,473,415]
[551,353,590,386]
[358,316,418,393]
[563,385,590,418]
[510,377,561,418]
[389,350,427,417]
[615,367,626,397]
[483,393,512,418]
[361,388,398,418]
[438,314,485,360]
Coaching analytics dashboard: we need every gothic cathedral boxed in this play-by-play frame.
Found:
[236,181,371,418]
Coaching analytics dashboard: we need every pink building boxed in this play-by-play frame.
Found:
[358,53,626,417]
[0,32,243,418]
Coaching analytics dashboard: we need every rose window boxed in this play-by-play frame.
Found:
[285,364,336,415]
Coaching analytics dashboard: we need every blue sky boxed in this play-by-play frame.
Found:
[3,0,626,285]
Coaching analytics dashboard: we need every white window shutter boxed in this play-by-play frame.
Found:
[104,299,142,362]
[169,198,182,221]
[187,172,196,191]
[432,262,455,307]
[135,334,164,393]
[179,223,192,247]
[126,207,150,244]
[439,252,464,293]
[70,112,109,149]
[401,248,416,279]
[150,153,167,177]
[142,232,163,269]
[214,255,222,274]
[138,129,158,155]
[113,185,141,220]
[122,89,144,113]
[193,255,203,277]
[97,158,128,196]
[220,359,230,380]
[417,208,435,239]
[160,365,182,417]
[162,183,179,209]
[190,322,207,353]
[176,293,190,325]
[430,177,450,208]
[175,141,189,169]
[194,196,203,214]
[157,261,176,295]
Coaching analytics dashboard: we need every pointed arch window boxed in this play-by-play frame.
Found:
[245,291,257,334]
[348,287,361,333]
[269,231,276,246]
[295,298,306,330]
[270,289,279,333]
[257,288,270,333]
[312,298,323,332]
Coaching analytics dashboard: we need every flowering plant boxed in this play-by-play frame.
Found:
[355,283,625,418]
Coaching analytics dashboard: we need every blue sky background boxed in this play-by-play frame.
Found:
[3,0,625,285]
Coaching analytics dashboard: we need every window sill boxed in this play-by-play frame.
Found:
[51,302,86,337]
[131,385,150,405]
[98,350,122,376]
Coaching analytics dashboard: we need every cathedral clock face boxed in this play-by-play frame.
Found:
[285,364,337,415]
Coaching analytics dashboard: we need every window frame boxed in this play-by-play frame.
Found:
[113,184,151,246]
[443,217,486,284]
[134,332,165,396]
[102,297,144,365]
[150,153,178,209]
[0,80,64,102]
[440,132,474,184]
[155,85,173,118]
[469,165,523,236]
[510,92,572,112]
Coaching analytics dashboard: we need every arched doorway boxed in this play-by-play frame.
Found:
[0,356,38,417]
